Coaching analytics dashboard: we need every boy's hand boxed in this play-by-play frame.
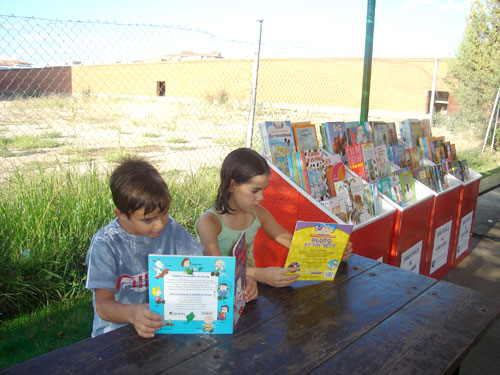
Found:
[259,266,300,287]
[131,304,166,338]
[342,241,353,261]
[244,276,259,302]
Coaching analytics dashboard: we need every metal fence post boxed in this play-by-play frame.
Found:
[246,19,263,149]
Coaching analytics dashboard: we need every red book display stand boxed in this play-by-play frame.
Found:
[253,163,397,268]
[449,169,482,268]
[420,178,461,279]
[380,181,434,274]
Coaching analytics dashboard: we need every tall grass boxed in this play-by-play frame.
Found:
[0,163,113,321]
[0,163,220,323]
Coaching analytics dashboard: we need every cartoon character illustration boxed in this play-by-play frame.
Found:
[202,315,214,333]
[218,305,229,321]
[327,259,339,270]
[218,283,230,300]
[152,259,165,277]
[181,257,197,275]
[288,261,301,270]
[152,286,165,304]
[212,258,225,276]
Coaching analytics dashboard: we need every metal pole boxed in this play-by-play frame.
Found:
[246,19,263,149]
[482,85,500,153]
[360,0,376,125]
[429,58,439,126]
[491,96,499,152]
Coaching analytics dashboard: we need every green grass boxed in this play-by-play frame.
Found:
[0,295,93,370]
[0,134,62,150]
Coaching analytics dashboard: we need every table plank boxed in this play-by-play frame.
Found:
[309,280,500,375]
[158,263,437,375]
[1,255,378,375]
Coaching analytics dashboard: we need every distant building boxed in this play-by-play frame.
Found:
[135,51,223,63]
[0,60,32,69]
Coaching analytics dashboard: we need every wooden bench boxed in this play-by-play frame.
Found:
[2,255,499,375]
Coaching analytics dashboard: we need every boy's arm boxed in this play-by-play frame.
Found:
[197,212,223,256]
[94,289,165,338]
[256,206,293,248]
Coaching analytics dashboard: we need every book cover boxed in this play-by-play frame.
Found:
[323,122,348,164]
[397,169,416,204]
[361,142,379,183]
[391,144,406,168]
[303,149,330,202]
[297,151,311,194]
[348,176,372,224]
[292,123,319,152]
[286,152,300,186]
[333,179,354,223]
[320,196,349,222]
[259,121,296,176]
[377,176,394,201]
[374,145,391,178]
[148,234,246,334]
[346,144,366,180]
[386,122,399,146]
[347,122,370,145]
[284,221,353,281]
[369,121,390,147]
[391,175,405,205]
[410,121,425,149]
[325,162,346,197]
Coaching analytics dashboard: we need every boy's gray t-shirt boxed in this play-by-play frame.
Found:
[85,216,203,337]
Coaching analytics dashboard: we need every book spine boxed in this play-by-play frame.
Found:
[298,151,311,194]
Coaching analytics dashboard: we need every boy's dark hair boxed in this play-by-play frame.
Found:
[110,157,171,218]
[215,148,270,214]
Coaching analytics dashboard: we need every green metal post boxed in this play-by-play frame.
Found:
[360,0,376,124]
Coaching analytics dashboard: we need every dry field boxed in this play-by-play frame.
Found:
[0,94,495,179]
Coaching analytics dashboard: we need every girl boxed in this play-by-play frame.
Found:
[197,148,352,301]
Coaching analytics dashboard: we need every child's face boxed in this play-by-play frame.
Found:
[115,207,169,238]
[229,173,270,213]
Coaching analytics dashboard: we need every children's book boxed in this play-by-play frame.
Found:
[292,122,319,152]
[361,142,379,183]
[377,176,394,201]
[259,121,296,176]
[346,144,366,181]
[374,145,391,179]
[303,149,330,202]
[397,169,416,204]
[322,122,348,164]
[284,221,353,281]
[386,122,399,146]
[325,162,346,197]
[148,233,246,334]
[368,121,389,147]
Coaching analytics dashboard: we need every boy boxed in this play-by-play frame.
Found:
[85,157,203,338]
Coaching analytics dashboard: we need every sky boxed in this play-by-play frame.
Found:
[1,0,476,64]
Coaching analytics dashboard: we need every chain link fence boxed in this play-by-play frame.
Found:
[1,15,445,178]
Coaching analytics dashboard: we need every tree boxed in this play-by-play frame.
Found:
[448,0,500,129]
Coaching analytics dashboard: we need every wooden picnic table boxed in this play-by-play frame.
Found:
[2,254,499,375]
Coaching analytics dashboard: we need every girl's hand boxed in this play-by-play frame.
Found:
[342,241,354,261]
[244,276,258,302]
[258,266,300,287]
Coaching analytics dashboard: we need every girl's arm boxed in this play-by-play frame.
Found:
[196,211,223,256]
[255,205,293,248]
[247,206,299,287]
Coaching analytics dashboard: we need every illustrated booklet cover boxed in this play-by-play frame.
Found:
[148,233,246,334]
[285,221,353,281]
